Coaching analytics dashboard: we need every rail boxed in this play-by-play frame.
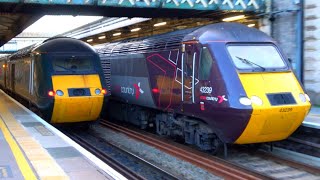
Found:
[64,130,144,180]
[100,120,272,180]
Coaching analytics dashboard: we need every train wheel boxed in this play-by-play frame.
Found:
[211,134,223,155]
[156,114,170,136]
[157,121,168,136]
[194,129,222,155]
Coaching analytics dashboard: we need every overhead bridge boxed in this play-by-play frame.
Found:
[0,0,265,15]
[0,0,265,48]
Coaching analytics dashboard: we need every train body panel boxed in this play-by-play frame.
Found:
[97,22,311,150]
[0,60,8,89]
[111,75,156,108]
[109,54,157,108]
[7,57,33,101]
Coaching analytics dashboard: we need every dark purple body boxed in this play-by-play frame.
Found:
[97,23,281,143]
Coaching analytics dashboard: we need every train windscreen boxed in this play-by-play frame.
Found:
[52,55,94,74]
[227,45,287,72]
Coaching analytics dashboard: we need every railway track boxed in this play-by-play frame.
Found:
[227,147,320,179]
[256,149,320,175]
[62,129,178,180]
[288,137,320,149]
[100,120,320,180]
[274,126,320,158]
[100,120,271,180]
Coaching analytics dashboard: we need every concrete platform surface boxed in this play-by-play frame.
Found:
[303,106,320,129]
[0,90,126,180]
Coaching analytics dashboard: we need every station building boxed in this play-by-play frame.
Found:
[260,0,320,105]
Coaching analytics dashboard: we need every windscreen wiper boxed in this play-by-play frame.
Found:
[236,56,266,71]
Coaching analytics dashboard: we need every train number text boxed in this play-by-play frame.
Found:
[200,87,212,94]
[279,108,293,113]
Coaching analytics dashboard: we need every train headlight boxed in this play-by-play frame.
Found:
[239,97,252,106]
[305,94,311,102]
[101,88,107,95]
[48,90,55,97]
[299,93,306,102]
[251,96,263,106]
[56,90,64,96]
[95,88,101,95]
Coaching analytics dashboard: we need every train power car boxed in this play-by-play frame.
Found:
[0,37,108,124]
[96,22,311,153]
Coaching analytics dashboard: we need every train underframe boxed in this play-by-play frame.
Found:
[108,100,224,154]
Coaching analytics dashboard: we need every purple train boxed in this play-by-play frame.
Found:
[96,23,311,152]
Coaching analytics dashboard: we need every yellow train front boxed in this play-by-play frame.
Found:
[0,37,108,124]
[190,23,312,145]
[234,70,311,144]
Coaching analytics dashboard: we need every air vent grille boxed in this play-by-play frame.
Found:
[267,93,296,106]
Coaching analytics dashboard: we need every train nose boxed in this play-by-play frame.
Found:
[52,98,100,123]
[50,74,105,123]
[235,106,310,144]
[235,72,311,144]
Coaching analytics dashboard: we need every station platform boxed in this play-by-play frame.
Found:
[0,90,125,180]
[302,106,320,129]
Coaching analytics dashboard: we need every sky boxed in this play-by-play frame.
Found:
[21,15,103,36]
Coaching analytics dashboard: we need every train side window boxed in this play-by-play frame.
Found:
[199,47,213,80]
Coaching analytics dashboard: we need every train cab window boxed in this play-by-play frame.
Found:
[199,47,213,80]
[52,55,94,74]
[227,45,287,71]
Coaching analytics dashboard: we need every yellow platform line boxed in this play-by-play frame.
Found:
[0,117,37,180]
[0,96,69,180]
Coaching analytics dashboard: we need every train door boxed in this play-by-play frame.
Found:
[11,64,15,91]
[3,62,7,88]
[29,58,34,95]
[5,62,9,88]
[181,43,199,104]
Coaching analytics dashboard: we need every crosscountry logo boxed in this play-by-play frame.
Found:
[133,82,144,99]
[200,95,228,104]
[217,95,228,103]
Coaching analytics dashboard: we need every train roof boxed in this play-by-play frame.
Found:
[185,22,274,43]
[10,37,96,59]
[34,37,96,53]
[96,27,199,54]
[96,22,274,55]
